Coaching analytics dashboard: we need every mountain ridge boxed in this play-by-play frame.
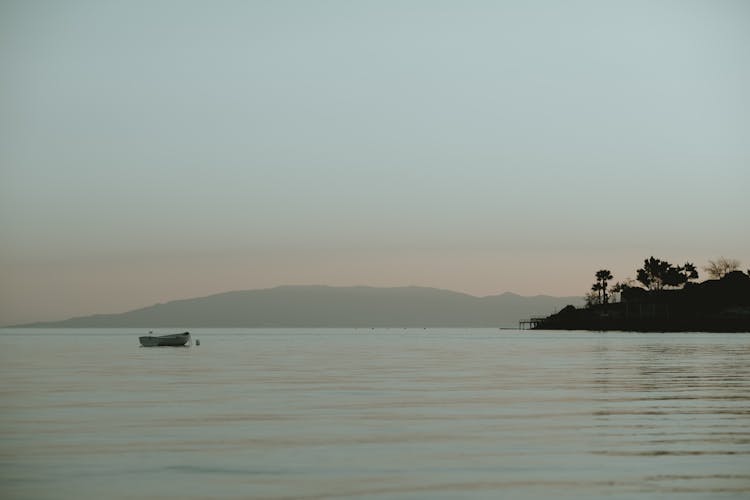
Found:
[13,285,584,328]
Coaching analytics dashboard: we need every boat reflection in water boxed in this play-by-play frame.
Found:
[138,331,190,347]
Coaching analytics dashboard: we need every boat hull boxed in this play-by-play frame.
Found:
[139,332,190,347]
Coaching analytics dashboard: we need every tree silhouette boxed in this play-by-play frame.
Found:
[637,257,698,290]
[594,269,614,304]
[587,285,602,307]
[637,257,671,290]
[681,262,699,283]
[704,257,740,279]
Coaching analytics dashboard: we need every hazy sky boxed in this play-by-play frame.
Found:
[1,0,749,325]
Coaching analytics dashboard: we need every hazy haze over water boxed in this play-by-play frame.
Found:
[1,1,749,325]
[1,329,749,499]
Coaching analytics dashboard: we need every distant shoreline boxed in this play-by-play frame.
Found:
[533,272,750,332]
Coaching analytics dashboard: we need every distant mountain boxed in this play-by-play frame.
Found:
[16,286,584,328]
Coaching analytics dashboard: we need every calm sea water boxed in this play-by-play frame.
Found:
[1,328,748,499]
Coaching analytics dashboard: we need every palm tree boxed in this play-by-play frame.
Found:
[595,269,614,304]
[590,283,604,306]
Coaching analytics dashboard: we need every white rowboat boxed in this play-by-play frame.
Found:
[139,331,190,347]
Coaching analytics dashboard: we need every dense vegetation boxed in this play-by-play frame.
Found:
[538,256,750,332]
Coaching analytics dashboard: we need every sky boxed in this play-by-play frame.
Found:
[1,0,749,325]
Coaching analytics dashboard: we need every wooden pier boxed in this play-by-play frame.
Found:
[519,317,547,330]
